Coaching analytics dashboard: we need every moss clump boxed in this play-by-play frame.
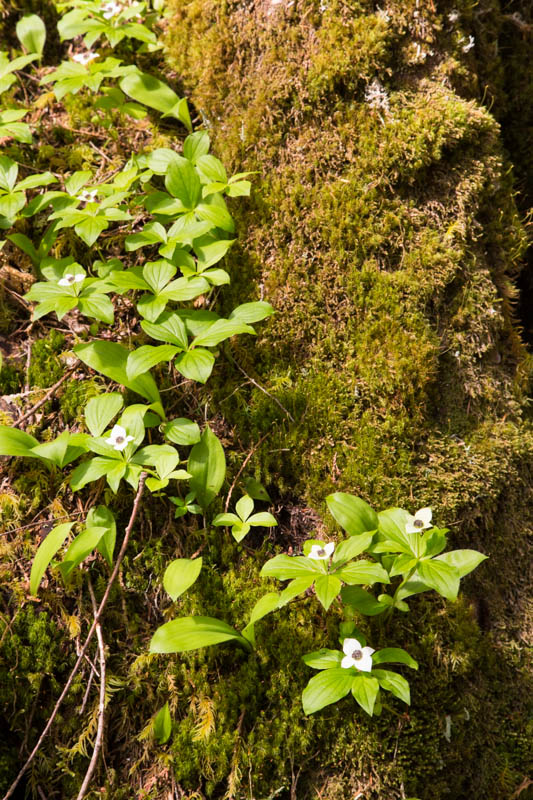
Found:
[28,329,65,389]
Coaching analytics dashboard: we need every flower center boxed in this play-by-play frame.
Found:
[351,649,363,660]
[66,275,75,283]
[115,435,124,444]
[413,518,424,528]
[317,547,326,557]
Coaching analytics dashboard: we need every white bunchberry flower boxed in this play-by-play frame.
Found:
[341,638,374,672]
[308,542,335,560]
[58,273,85,286]
[77,189,98,204]
[106,424,134,451]
[72,51,97,65]
[101,1,122,18]
[405,507,432,534]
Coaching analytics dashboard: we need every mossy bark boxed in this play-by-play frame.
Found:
[2,1,533,798]
[158,0,533,797]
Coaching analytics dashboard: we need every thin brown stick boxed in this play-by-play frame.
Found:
[224,433,270,513]
[76,581,107,800]
[2,473,146,800]
[13,365,77,429]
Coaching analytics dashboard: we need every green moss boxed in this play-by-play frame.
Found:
[157,0,533,796]
[29,329,65,389]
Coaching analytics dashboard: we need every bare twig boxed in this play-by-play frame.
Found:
[76,580,107,800]
[224,433,270,513]
[13,365,77,429]
[2,473,147,800]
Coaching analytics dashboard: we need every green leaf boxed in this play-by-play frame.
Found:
[417,559,460,600]
[86,505,116,567]
[126,345,180,380]
[351,674,380,716]
[260,554,322,580]
[29,522,74,596]
[326,493,378,536]
[187,426,226,508]
[78,294,114,324]
[212,513,240,526]
[244,592,280,629]
[30,431,73,467]
[192,319,255,348]
[302,668,354,715]
[372,648,418,669]
[434,549,487,578]
[335,560,390,585]
[372,669,411,705]
[247,512,277,527]
[231,521,250,542]
[194,238,234,271]
[120,70,182,117]
[16,14,46,57]
[105,461,127,494]
[145,149,181,174]
[243,477,271,502]
[70,456,115,491]
[377,508,413,550]
[59,526,107,579]
[340,585,389,616]
[85,393,123,437]
[183,131,210,163]
[162,418,201,446]
[153,702,172,744]
[235,494,254,521]
[277,576,315,606]
[302,649,343,670]
[196,155,228,184]
[0,426,39,457]
[143,260,176,294]
[141,313,188,349]
[75,215,108,247]
[165,157,201,209]
[314,574,342,610]
[149,616,245,654]
[163,558,202,601]
[74,341,162,410]
[229,302,275,324]
[175,348,215,384]
[331,533,373,567]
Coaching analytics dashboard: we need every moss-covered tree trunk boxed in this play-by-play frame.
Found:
[160,0,533,796]
[2,1,533,798]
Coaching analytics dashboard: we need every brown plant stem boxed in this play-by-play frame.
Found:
[2,473,147,800]
[75,579,107,800]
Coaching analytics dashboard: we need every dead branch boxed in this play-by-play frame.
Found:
[13,364,78,429]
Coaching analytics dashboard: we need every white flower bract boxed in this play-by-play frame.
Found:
[341,638,374,672]
[405,506,432,534]
[101,1,122,18]
[308,541,335,560]
[77,189,98,205]
[106,424,134,451]
[72,52,97,65]
[58,273,85,286]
